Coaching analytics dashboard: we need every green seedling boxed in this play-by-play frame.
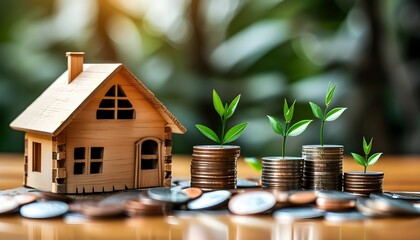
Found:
[351,137,383,173]
[267,99,312,158]
[309,82,347,146]
[196,89,248,147]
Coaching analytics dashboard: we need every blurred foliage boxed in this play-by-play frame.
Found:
[1,0,419,156]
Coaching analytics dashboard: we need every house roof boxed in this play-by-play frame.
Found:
[10,64,187,135]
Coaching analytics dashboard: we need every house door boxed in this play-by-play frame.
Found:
[135,138,162,188]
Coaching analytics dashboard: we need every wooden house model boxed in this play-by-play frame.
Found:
[10,52,186,194]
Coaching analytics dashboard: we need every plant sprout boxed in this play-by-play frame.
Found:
[309,82,347,146]
[196,89,248,147]
[351,137,383,173]
[267,99,312,158]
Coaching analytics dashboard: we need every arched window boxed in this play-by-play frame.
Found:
[96,85,135,119]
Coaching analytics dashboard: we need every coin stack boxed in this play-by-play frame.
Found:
[191,145,240,191]
[302,145,343,191]
[344,171,384,196]
[261,157,303,190]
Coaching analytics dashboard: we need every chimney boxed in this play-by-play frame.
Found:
[66,52,85,84]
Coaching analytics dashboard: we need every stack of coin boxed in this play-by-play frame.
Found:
[302,145,343,191]
[191,145,240,191]
[261,157,303,190]
[344,171,384,196]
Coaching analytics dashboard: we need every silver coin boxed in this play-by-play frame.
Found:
[0,196,20,214]
[20,201,69,219]
[237,178,259,188]
[228,191,276,215]
[273,207,325,220]
[325,211,366,222]
[187,190,231,210]
[148,187,189,204]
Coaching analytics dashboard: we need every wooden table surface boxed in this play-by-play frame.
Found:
[1,153,420,240]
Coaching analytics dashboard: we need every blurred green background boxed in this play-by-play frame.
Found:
[1,0,419,157]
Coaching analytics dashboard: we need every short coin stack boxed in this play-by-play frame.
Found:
[191,145,240,191]
[261,157,303,190]
[302,145,343,191]
[344,171,384,196]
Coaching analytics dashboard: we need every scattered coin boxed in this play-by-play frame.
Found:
[124,197,172,216]
[288,191,317,205]
[325,211,367,222]
[13,194,37,206]
[20,201,69,219]
[228,191,276,215]
[79,202,124,218]
[181,188,203,200]
[273,207,325,221]
[237,178,259,188]
[29,190,73,203]
[148,187,189,204]
[0,196,20,215]
[367,193,420,216]
[187,190,231,210]
[316,191,356,211]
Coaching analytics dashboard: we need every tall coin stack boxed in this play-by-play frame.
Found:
[191,145,240,191]
[302,145,343,190]
[344,171,384,196]
[261,157,303,190]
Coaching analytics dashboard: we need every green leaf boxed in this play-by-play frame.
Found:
[325,82,336,106]
[284,99,296,123]
[223,122,248,144]
[287,120,312,136]
[267,115,284,136]
[213,89,225,118]
[325,107,346,121]
[226,94,241,119]
[351,153,367,167]
[368,152,382,166]
[309,102,323,119]
[195,124,221,144]
[244,157,262,171]
[363,137,373,156]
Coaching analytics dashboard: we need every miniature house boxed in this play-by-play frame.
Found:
[10,52,186,194]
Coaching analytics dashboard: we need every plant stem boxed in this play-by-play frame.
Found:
[282,135,286,159]
[282,122,289,159]
[364,155,368,173]
[320,120,325,146]
[320,105,329,146]
[220,116,226,147]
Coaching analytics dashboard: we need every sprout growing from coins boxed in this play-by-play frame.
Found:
[196,89,248,147]
[267,99,312,158]
[309,82,347,146]
[351,137,383,173]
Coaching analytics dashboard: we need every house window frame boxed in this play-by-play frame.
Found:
[96,84,135,120]
[32,142,41,172]
[73,147,104,175]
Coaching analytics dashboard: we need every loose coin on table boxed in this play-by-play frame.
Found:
[148,187,189,204]
[20,201,69,219]
[187,190,231,210]
[316,191,357,211]
[273,207,325,221]
[181,188,203,200]
[288,191,317,205]
[228,191,276,215]
[0,196,20,215]
[325,211,366,222]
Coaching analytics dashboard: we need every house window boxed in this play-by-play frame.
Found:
[96,85,135,120]
[73,147,104,175]
[74,147,86,175]
[32,142,41,172]
[90,147,103,174]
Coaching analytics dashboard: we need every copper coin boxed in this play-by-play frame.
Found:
[80,202,124,217]
[181,188,203,200]
[288,191,317,205]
